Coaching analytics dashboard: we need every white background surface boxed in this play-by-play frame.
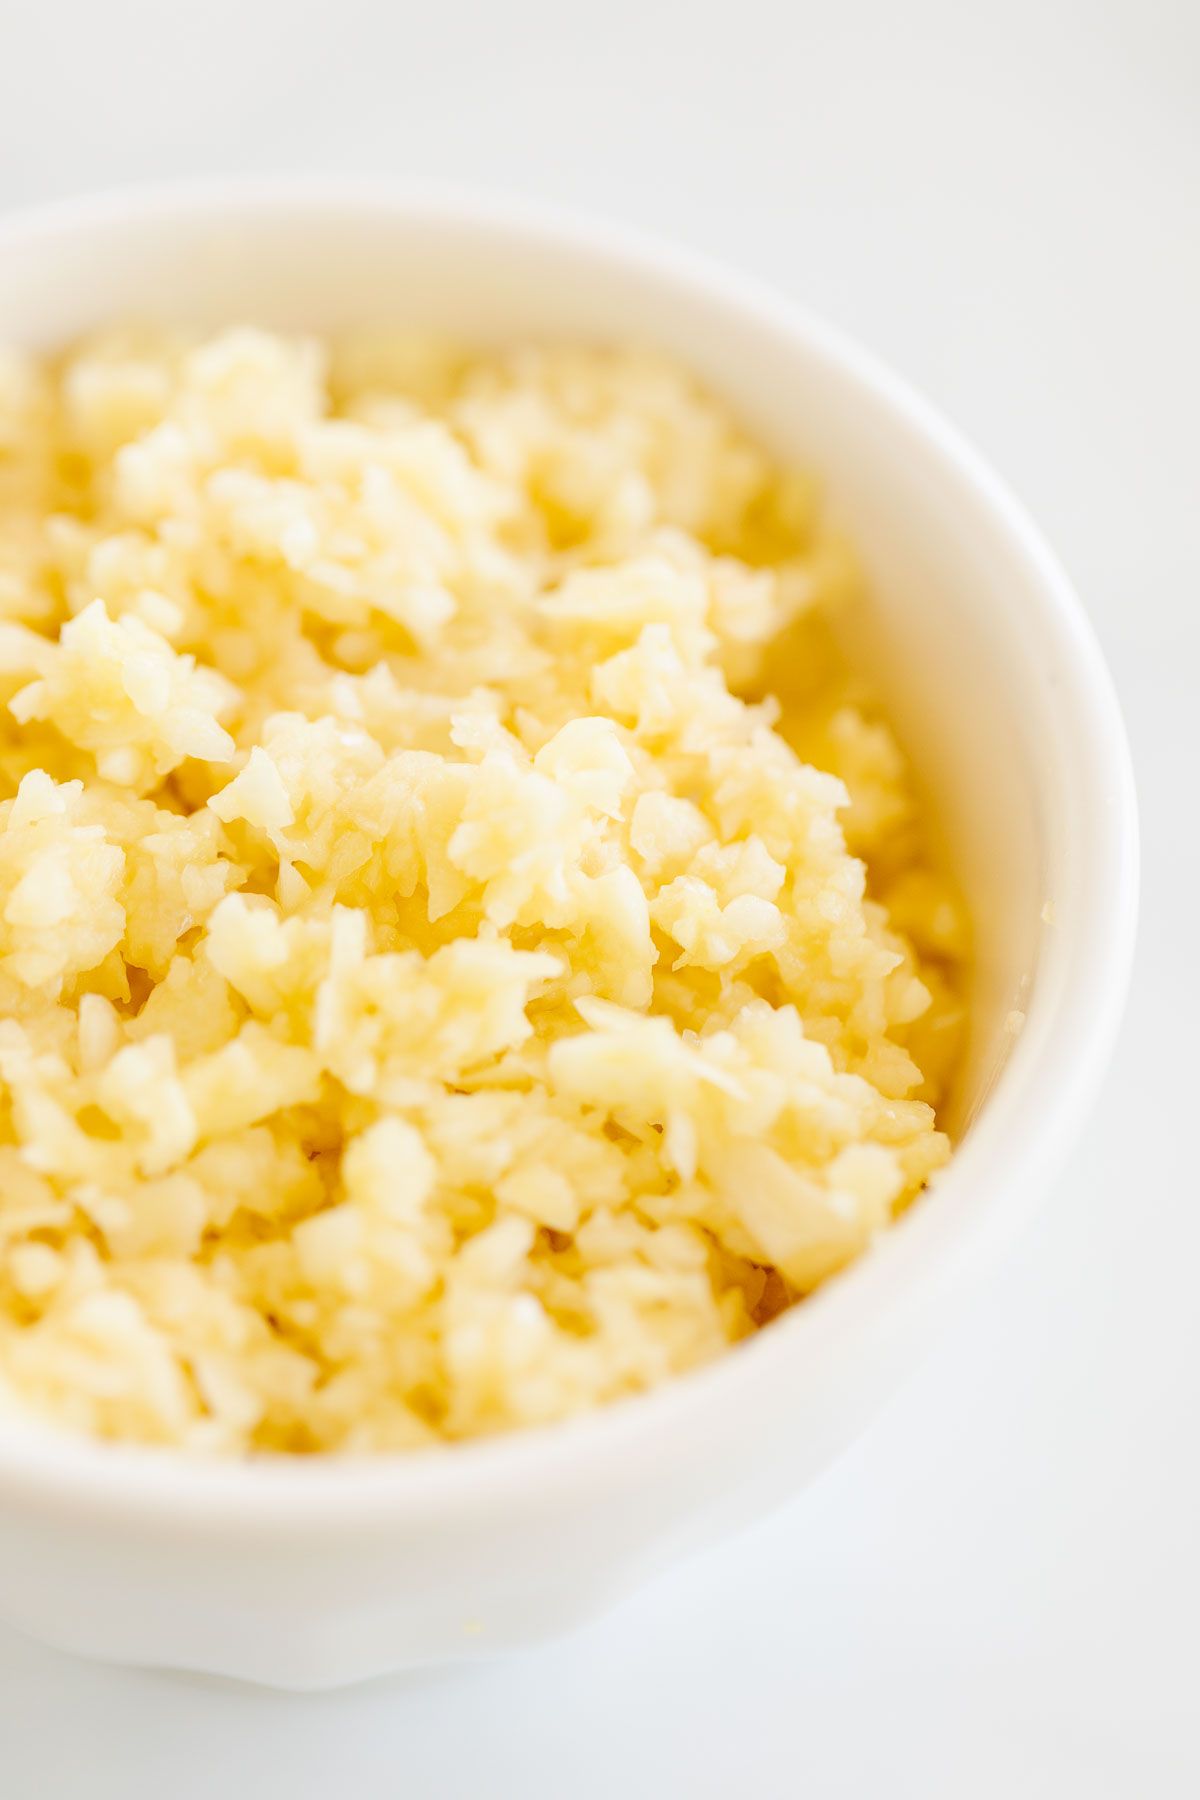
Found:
[0,1,1195,1792]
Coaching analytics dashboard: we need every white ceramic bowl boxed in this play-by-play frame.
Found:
[0,181,1136,1689]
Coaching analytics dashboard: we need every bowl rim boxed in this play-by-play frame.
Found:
[0,176,1139,1528]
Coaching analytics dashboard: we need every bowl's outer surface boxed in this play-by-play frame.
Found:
[0,182,1137,1687]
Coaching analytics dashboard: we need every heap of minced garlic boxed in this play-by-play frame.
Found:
[0,328,964,1452]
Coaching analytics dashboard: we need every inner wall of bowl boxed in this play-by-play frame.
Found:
[0,194,1048,1135]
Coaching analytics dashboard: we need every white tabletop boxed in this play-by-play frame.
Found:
[0,1,1194,1792]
